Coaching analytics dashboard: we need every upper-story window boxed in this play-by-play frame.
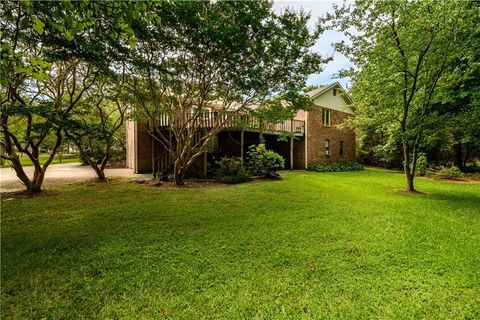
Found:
[333,88,337,96]
[322,109,331,127]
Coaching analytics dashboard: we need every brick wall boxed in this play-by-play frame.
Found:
[307,106,356,164]
[136,123,153,173]
[293,137,305,169]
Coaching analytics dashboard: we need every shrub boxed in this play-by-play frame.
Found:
[215,157,244,176]
[436,166,465,179]
[218,173,252,184]
[246,144,285,178]
[108,145,126,164]
[415,153,428,176]
[307,161,364,172]
[214,157,251,184]
[464,162,480,173]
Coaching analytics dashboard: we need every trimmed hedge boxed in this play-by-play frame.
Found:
[307,161,364,172]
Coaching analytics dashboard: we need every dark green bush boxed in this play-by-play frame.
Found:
[246,144,285,177]
[108,145,126,163]
[414,153,428,176]
[436,166,464,179]
[218,173,252,184]
[307,161,364,172]
[464,162,480,173]
[214,157,251,184]
[215,157,244,176]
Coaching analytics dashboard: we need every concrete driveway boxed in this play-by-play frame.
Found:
[0,163,151,193]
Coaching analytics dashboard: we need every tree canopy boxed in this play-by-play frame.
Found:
[329,0,480,191]
[1,0,327,191]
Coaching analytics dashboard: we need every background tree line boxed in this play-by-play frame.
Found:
[328,0,480,191]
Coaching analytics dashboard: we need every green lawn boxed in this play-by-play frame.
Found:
[1,153,80,168]
[1,170,479,319]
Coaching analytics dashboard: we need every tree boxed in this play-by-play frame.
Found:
[0,1,143,194]
[330,0,479,191]
[126,1,327,185]
[431,11,480,170]
[1,58,99,193]
[63,75,128,181]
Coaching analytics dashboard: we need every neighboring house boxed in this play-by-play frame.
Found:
[126,82,355,175]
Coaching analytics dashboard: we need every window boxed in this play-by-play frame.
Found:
[322,109,330,127]
[325,139,331,155]
[333,88,337,96]
[339,140,344,156]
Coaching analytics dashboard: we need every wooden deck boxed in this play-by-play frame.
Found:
[154,112,305,136]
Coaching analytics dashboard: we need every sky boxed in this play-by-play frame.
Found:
[272,1,353,88]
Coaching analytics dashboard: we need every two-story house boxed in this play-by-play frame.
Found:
[126,82,355,176]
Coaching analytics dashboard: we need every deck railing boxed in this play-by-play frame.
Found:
[154,112,305,135]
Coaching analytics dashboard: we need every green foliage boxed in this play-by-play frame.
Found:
[217,173,252,184]
[246,144,285,177]
[215,157,244,177]
[464,162,480,173]
[307,161,364,172]
[108,142,126,164]
[32,18,45,34]
[214,157,251,184]
[329,0,479,190]
[436,166,465,179]
[1,153,79,168]
[125,1,326,185]
[415,153,428,176]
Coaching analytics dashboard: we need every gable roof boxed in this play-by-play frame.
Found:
[306,82,353,104]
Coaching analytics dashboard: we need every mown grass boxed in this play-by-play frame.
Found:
[1,169,479,319]
[1,153,80,168]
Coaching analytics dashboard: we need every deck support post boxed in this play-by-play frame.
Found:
[203,151,208,178]
[240,129,245,160]
[258,121,265,144]
[290,119,294,170]
[152,133,156,178]
[168,129,172,169]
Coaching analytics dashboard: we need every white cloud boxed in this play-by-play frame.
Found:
[272,1,353,88]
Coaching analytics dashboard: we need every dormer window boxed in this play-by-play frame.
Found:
[333,88,337,96]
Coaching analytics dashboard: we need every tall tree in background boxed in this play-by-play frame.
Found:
[431,6,480,170]
[127,1,327,185]
[330,0,479,191]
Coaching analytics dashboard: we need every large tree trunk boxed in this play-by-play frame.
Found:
[6,159,45,194]
[402,143,416,192]
[173,159,185,186]
[453,142,464,170]
[463,143,470,169]
[93,166,107,182]
[27,169,46,194]
[69,137,109,182]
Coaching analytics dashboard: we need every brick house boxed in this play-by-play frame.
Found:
[126,82,355,175]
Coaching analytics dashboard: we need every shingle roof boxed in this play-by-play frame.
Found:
[305,85,329,98]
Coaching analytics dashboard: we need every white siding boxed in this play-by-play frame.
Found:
[126,120,136,169]
[312,88,353,114]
